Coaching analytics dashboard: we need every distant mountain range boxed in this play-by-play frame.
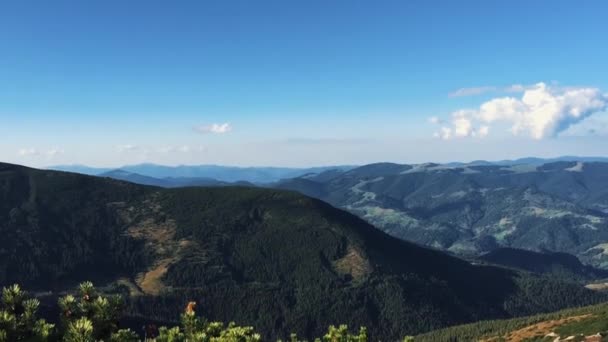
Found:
[1,162,604,340]
[97,169,253,188]
[49,163,355,183]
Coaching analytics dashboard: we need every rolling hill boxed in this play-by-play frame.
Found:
[0,162,604,340]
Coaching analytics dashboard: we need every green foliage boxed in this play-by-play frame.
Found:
[0,280,372,342]
[153,302,262,342]
[321,325,366,342]
[58,282,124,340]
[0,283,52,341]
[64,317,94,342]
[110,329,140,342]
[155,326,184,342]
[0,284,54,341]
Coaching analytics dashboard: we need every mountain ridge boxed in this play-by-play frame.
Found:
[276,160,608,269]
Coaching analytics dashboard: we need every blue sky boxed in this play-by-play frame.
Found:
[2,0,608,167]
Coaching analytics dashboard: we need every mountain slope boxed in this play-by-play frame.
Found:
[0,162,604,340]
[276,162,608,268]
[477,248,608,280]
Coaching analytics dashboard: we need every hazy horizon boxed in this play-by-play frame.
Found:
[37,154,608,171]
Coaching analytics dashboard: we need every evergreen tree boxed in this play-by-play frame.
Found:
[0,284,54,341]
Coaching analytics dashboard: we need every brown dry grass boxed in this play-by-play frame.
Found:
[135,259,174,295]
[585,283,608,291]
[125,214,193,295]
[481,314,593,342]
[333,245,372,281]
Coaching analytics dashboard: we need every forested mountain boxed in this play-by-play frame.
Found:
[276,161,608,269]
[0,162,604,340]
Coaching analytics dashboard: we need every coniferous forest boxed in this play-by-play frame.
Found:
[0,163,606,340]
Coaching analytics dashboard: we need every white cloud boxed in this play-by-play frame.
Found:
[45,148,64,158]
[436,82,608,140]
[477,125,490,137]
[18,148,40,156]
[452,111,473,137]
[448,83,537,98]
[449,86,497,98]
[433,127,452,140]
[158,145,206,153]
[428,116,443,124]
[195,123,232,134]
[17,147,65,159]
[116,144,139,152]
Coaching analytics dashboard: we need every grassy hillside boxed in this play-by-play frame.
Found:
[0,162,605,340]
[415,301,608,341]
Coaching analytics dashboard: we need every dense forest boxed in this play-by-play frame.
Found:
[0,163,606,340]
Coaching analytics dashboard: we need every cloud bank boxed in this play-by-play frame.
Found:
[435,82,608,139]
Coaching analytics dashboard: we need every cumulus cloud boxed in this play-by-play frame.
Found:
[435,82,608,140]
[194,123,232,134]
